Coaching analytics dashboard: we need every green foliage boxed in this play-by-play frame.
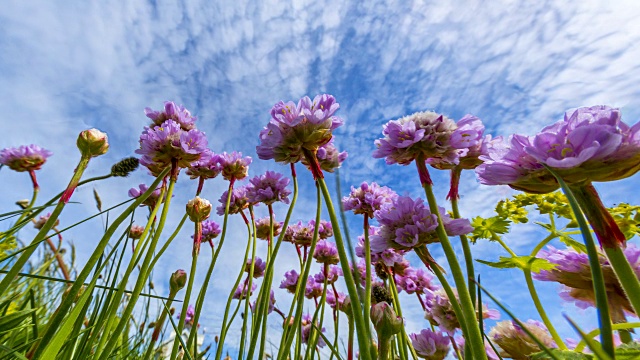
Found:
[0,232,17,254]
[608,203,640,240]
[531,350,594,359]
[476,256,556,273]
[470,216,511,243]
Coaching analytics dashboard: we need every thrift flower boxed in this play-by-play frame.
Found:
[310,219,333,239]
[128,225,145,240]
[216,185,249,215]
[233,282,257,300]
[304,277,323,299]
[301,137,347,172]
[218,151,252,181]
[535,245,640,322]
[256,94,343,169]
[285,221,314,246]
[301,313,326,347]
[313,240,339,264]
[373,111,460,166]
[371,196,473,252]
[128,184,164,208]
[34,213,59,230]
[313,265,342,284]
[245,257,266,278]
[410,329,450,360]
[254,216,282,240]
[246,171,291,205]
[280,270,299,294]
[0,145,52,172]
[425,288,499,335]
[201,220,221,243]
[429,114,488,170]
[327,291,348,311]
[489,320,556,359]
[145,101,197,131]
[186,149,221,179]
[136,119,208,176]
[342,181,398,218]
[77,129,109,158]
[395,267,437,295]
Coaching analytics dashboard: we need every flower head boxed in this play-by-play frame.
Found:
[310,219,333,239]
[128,184,164,208]
[313,265,342,284]
[136,119,208,176]
[201,220,221,243]
[313,240,339,264]
[145,101,197,131]
[371,196,473,252]
[0,145,52,172]
[186,149,221,179]
[476,105,640,193]
[429,114,489,170]
[246,171,291,206]
[233,282,257,300]
[279,269,299,293]
[410,329,450,360]
[395,267,437,295]
[216,185,249,215]
[342,182,398,218]
[425,288,499,335]
[534,245,640,322]
[170,269,187,292]
[489,320,556,359]
[34,213,59,230]
[326,291,349,312]
[301,313,326,347]
[301,137,347,173]
[256,94,343,164]
[219,151,252,181]
[284,221,314,246]
[186,196,212,222]
[371,301,403,339]
[254,216,282,240]
[245,257,266,278]
[304,277,323,299]
[373,111,460,165]
[128,225,145,239]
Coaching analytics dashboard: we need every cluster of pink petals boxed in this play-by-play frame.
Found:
[342,181,398,218]
[0,144,52,172]
[254,216,283,240]
[145,101,197,131]
[279,269,299,293]
[394,267,437,295]
[409,329,450,360]
[256,94,343,164]
[371,195,473,252]
[246,171,291,206]
[216,186,249,215]
[476,105,640,193]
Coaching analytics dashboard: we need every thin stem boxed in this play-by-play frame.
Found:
[318,177,371,360]
[416,160,487,359]
[449,174,476,308]
[363,215,373,344]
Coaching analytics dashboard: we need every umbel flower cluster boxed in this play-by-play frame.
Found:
[3,96,640,360]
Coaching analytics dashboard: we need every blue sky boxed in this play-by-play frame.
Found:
[2,0,640,357]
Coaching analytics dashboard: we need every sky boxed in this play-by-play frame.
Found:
[2,0,640,357]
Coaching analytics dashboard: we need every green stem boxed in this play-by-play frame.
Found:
[547,172,614,357]
[575,322,640,352]
[170,250,199,359]
[416,169,487,360]
[98,171,178,360]
[0,156,89,297]
[604,246,640,319]
[29,168,169,360]
[363,216,373,346]
[377,338,390,360]
[527,233,567,350]
[318,177,371,360]
[240,209,257,360]
[277,182,324,360]
[449,168,476,308]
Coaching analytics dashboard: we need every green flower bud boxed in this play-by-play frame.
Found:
[371,301,403,340]
[170,269,187,293]
[77,129,109,158]
[186,196,212,222]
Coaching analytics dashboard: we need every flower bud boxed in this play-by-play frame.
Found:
[128,225,145,240]
[186,196,212,222]
[111,157,139,177]
[371,285,393,304]
[170,269,187,293]
[371,301,403,339]
[77,129,109,158]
